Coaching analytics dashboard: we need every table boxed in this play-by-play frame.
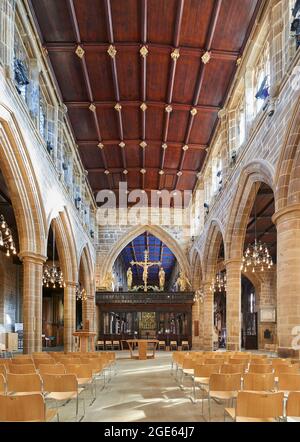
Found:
[126,339,159,360]
[72,331,96,352]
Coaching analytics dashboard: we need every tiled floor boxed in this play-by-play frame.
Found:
[54,352,228,422]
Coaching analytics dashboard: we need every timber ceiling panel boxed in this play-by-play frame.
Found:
[30,0,262,204]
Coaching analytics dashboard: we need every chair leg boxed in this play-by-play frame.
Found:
[208,395,211,422]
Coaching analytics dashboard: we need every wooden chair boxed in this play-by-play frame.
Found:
[38,364,66,375]
[181,341,189,351]
[7,373,42,396]
[0,373,6,395]
[8,364,37,374]
[41,373,85,422]
[0,393,57,422]
[158,341,166,351]
[192,364,221,410]
[286,392,300,422]
[112,340,120,350]
[277,374,300,394]
[248,364,274,374]
[204,358,223,365]
[208,373,242,421]
[65,364,96,403]
[96,340,105,351]
[105,340,112,350]
[225,391,284,422]
[243,372,275,392]
[170,341,178,351]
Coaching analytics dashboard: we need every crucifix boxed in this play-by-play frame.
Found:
[130,250,161,292]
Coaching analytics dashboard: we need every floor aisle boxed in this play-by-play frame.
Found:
[57,352,225,422]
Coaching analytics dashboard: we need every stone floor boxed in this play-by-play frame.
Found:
[53,351,229,422]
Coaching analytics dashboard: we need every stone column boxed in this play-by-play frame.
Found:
[273,205,300,358]
[202,282,214,351]
[64,282,76,352]
[192,299,201,350]
[226,259,241,351]
[20,253,46,354]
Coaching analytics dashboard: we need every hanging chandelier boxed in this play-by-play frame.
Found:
[241,239,273,273]
[210,271,227,293]
[0,214,17,257]
[241,183,274,274]
[43,225,65,289]
[76,283,87,301]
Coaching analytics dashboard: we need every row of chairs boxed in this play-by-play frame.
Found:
[96,340,120,350]
[0,351,117,421]
[96,340,190,351]
[172,351,300,421]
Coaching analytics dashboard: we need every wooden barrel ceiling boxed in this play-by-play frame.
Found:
[30,0,262,204]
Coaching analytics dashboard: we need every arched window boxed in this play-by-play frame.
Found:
[253,41,270,116]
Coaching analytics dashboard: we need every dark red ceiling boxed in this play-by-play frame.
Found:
[30,0,261,204]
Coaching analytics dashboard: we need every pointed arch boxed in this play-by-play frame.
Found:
[49,210,78,284]
[0,104,46,256]
[225,160,275,260]
[190,247,203,290]
[202,219,225,282]
[100,224,190,284]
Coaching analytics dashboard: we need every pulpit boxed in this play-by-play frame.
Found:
[72,320,96,352]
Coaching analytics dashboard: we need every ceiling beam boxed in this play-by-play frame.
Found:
[66,0,112,190]
[103,0,127,179]
[175,0,222,190]
[87,167,198,175]
[78,139,207,150]
[159,0,185,190]
[65,100,219,113]
[45,42,239,61]
[247,198,275,229]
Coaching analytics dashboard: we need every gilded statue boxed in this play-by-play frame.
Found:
[104,271,115,291]
[127,267,133,290]
[176,271,191,292]
[159,267,165,291]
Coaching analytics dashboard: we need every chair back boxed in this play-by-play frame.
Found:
[65,364,93,379]
[11,358,33,365]
[33,358,56,368]
[194,364,220,378]
[221,364,245,375]
[243,372,275,392]
[38,364,66,375]
[7,373,42,394]
[248,364,273,374]
[209,373,241,392]
[182,358,195,370]
[278,374,300,392]
[251,358,271,365]
[274,364,299,376]
[236,391,284,420]
[0,374,6,394]
[271,358,290,366]
[0,394,47,422]
[41,373,78,393]
[8,364,36,374]
[286,392,300,418]
[204,358,222,365]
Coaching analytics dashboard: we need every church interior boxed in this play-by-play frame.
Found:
[1,0,300,424]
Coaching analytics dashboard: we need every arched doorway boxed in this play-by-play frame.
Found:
[0,165,22,352]
[240,182,276,350]
[42,223,65,349]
